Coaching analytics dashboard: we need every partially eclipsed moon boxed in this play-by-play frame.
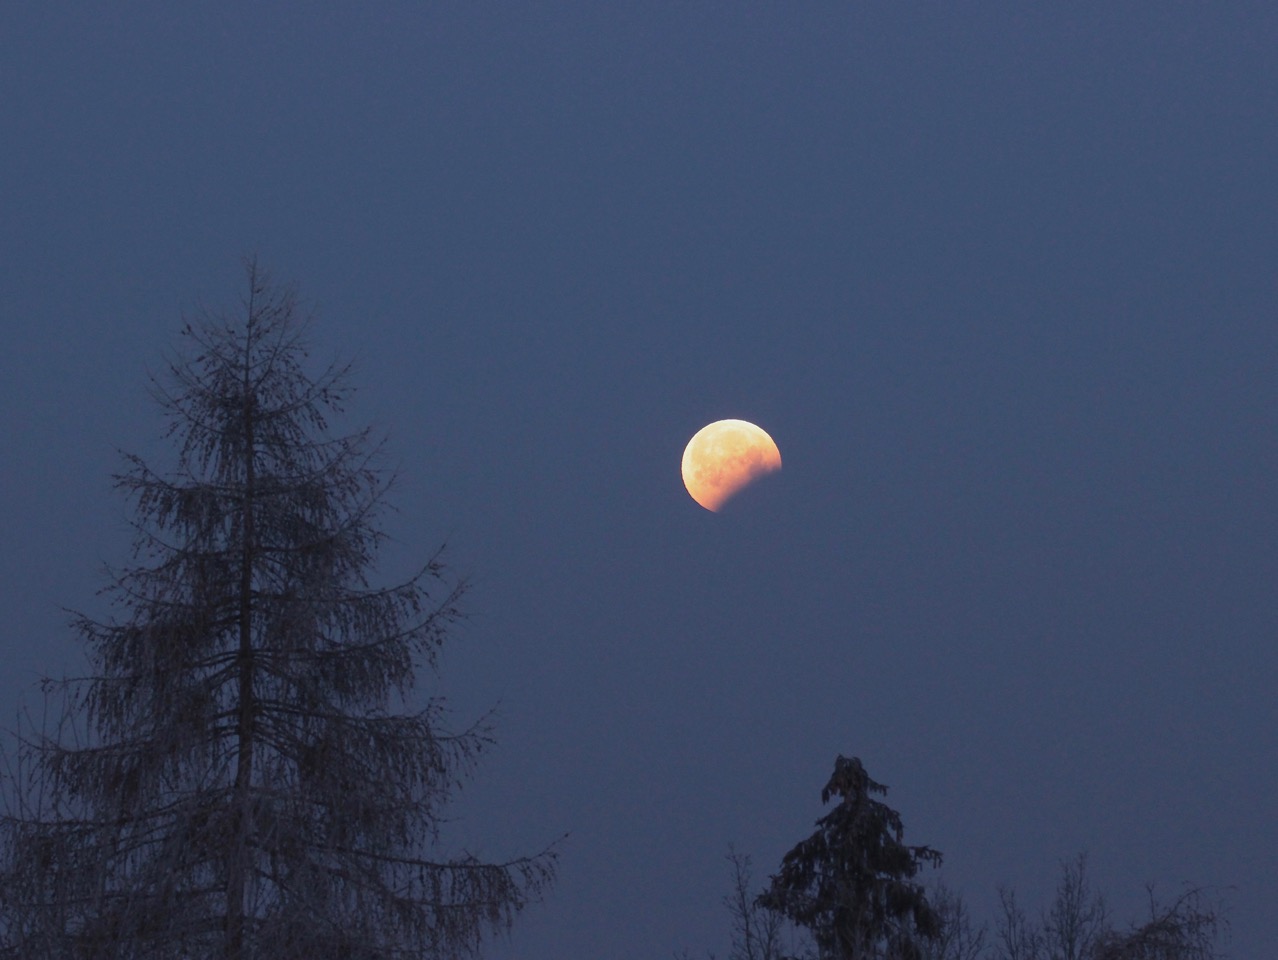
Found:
[681,419,782,512]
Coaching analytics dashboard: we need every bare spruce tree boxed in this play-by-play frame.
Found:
[0,261,555,960]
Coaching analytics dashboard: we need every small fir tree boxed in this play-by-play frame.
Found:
[758,755,942,960]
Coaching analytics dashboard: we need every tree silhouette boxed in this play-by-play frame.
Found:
[993,856,1227,960]
[1093,886,1226,960]
[0,261,555,959]
[757,756,942,960]
[919,883,986,960]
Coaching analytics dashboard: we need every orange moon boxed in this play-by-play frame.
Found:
[681,419,782,512]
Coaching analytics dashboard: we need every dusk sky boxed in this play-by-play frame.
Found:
[3,3,1275,957]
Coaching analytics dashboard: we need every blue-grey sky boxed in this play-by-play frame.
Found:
[3,3,1275,956]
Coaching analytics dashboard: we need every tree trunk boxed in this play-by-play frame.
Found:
[225,296,259,960]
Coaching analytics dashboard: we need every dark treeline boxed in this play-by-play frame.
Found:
[683,756,1227,960]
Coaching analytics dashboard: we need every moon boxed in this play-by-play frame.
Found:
[681,419,782,512]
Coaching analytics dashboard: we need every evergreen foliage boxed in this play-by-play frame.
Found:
[757,756,942,960]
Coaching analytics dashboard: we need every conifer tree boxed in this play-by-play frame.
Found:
[0,261,554,959]
[758,756,942,960]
